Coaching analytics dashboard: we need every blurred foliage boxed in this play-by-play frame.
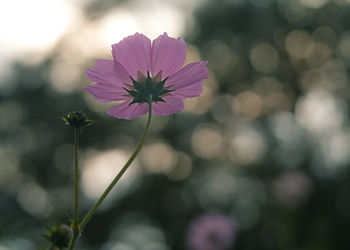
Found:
[1,0,350,249]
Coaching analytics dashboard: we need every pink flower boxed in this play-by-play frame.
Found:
[85,33,208,119]
[187,212,237,250]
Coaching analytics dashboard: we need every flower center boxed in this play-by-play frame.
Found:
[123,71,174,105]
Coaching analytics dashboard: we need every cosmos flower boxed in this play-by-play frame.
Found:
[85,33,208,119]
[187,212,237,250]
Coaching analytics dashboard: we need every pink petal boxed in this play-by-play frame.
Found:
[151,32,187,78]
[166,61,208,90]
[152,96,184,115]
[86,59,130,86]
[172,81,204,100]
[84,83,128,103]
[107,100,149,120]
[112,33,152,79]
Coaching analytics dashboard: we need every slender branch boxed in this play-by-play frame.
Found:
[79,99,153,230]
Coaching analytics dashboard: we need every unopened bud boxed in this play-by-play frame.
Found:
[62,111,95,132]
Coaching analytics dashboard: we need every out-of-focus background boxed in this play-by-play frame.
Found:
[1,0,350,249]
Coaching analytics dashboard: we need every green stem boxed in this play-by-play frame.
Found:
[68,127,80,250]
[74,128,79,227]
[79,100,153,230]
[68,232,79,250]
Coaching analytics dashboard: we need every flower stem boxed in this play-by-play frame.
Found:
[68,232,79,250]
[74,128,79,227]
[68,127,81,250]
[79,99,153,231]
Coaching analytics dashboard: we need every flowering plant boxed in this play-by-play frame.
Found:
[50,33,208,249]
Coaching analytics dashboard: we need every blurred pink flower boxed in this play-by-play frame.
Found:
[85,33,208,119]
[187,212,237,250]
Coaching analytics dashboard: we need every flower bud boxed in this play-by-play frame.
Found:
[62,111,95,132]
[42,223,72,249]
